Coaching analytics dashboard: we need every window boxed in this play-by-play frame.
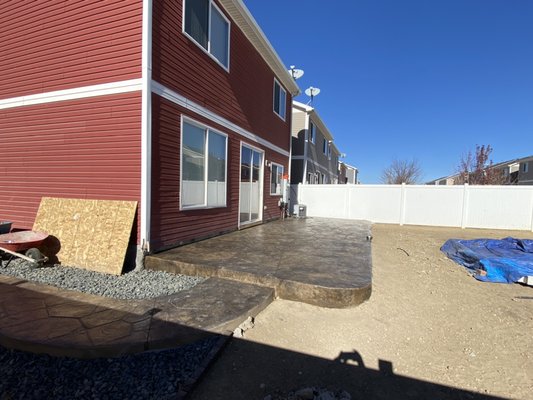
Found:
[309,122,316,144]
[270,163,284,195]
[273,79,286,120]
[523,162,529,173]
[184,0,230,69]
[181,119,227,209]
[322,138,328,155]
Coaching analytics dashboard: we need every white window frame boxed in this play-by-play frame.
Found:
[239,141,265,226]
[182,0,231,71]
[308,122,316,144]
[180,116,228,210]
[270,163,284,196]
[273,78,287,121]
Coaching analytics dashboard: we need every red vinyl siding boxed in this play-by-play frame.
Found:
[0,0,142,100]
[151,95,288,251]
[152,0,292,152]
[0,92,142,241]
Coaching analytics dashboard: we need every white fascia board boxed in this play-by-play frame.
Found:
[292,100,314,112]
[140,0,153,251]
[152,81,290,157]
[218,0,300,96]
[0,79,142,110]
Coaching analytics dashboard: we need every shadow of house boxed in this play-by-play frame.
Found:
[0,282,507,400]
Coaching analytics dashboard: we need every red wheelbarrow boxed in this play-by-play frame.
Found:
[0,231,49,268]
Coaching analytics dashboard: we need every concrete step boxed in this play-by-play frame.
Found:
[0,275,274,358]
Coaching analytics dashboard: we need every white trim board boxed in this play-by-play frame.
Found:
[152,80,290,157]
[140,0,153,251]
[0,79,142,110]
[1,78,290,159]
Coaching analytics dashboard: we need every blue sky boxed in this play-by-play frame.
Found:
[244,0,533,183]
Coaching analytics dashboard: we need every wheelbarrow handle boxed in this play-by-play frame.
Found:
[0,246,39,264]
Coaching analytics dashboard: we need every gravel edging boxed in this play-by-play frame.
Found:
[0,260,229,399]
[0,259,205,299]
[0,335,225,400]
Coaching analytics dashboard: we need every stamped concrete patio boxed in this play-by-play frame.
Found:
[147,218,373,309]
[0,218,372,359]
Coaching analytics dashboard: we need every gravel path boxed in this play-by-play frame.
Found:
[0,336,223,400]
[0,259,205,299]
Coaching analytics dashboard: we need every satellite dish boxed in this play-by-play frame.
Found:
[305,86,321,104]
[289,65,304,80]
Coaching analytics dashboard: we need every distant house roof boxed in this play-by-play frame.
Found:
[220,0,300,96]
[340,161,358,172]
[426,154,533,184]
[292,100,340,154]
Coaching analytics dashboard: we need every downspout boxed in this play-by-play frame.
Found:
[287,102,293,205]
[302,112,309,184]
[140,0,153,255]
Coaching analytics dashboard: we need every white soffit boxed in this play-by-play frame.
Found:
[219,0,300,96]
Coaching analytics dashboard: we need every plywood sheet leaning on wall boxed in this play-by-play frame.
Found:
[33,198,138,275]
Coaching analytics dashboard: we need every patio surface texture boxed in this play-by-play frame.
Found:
[0,218,372,358]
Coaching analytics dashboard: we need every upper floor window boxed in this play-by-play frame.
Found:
[523,162,529,173]
[273,79,286,120]
[309,122,316,144]
[184,0,230,69]
[322,138,328,155]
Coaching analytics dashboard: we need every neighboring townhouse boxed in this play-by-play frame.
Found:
[426,155,533,185]
[338,162,358,184]
[517,156,533,185]
[0,0,300,257]
[427,175,457,185]
[291,101,340,185]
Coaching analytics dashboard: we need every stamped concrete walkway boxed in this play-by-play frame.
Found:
[0,218,372,358]
[147,218,373,308]
[0,275,273,358]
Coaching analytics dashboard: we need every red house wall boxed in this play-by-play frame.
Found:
[0,93,142,237]
[0,0,142,100]
[151,96,289,250]
[151,0,292,150]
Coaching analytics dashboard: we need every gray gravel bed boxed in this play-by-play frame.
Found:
[0,336,223,400]
[265,387,351,400]
[0,259,205,299]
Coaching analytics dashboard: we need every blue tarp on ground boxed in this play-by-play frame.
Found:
[441,237,533,283]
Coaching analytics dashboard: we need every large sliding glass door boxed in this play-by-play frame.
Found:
[240,144,263,225]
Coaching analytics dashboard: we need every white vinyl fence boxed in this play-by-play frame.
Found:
[294,184,533,231]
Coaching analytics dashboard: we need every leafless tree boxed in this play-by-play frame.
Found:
[381,159,423,184]
[455,144,506,185]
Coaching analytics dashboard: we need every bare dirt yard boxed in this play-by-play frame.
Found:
[190,223,533,400]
